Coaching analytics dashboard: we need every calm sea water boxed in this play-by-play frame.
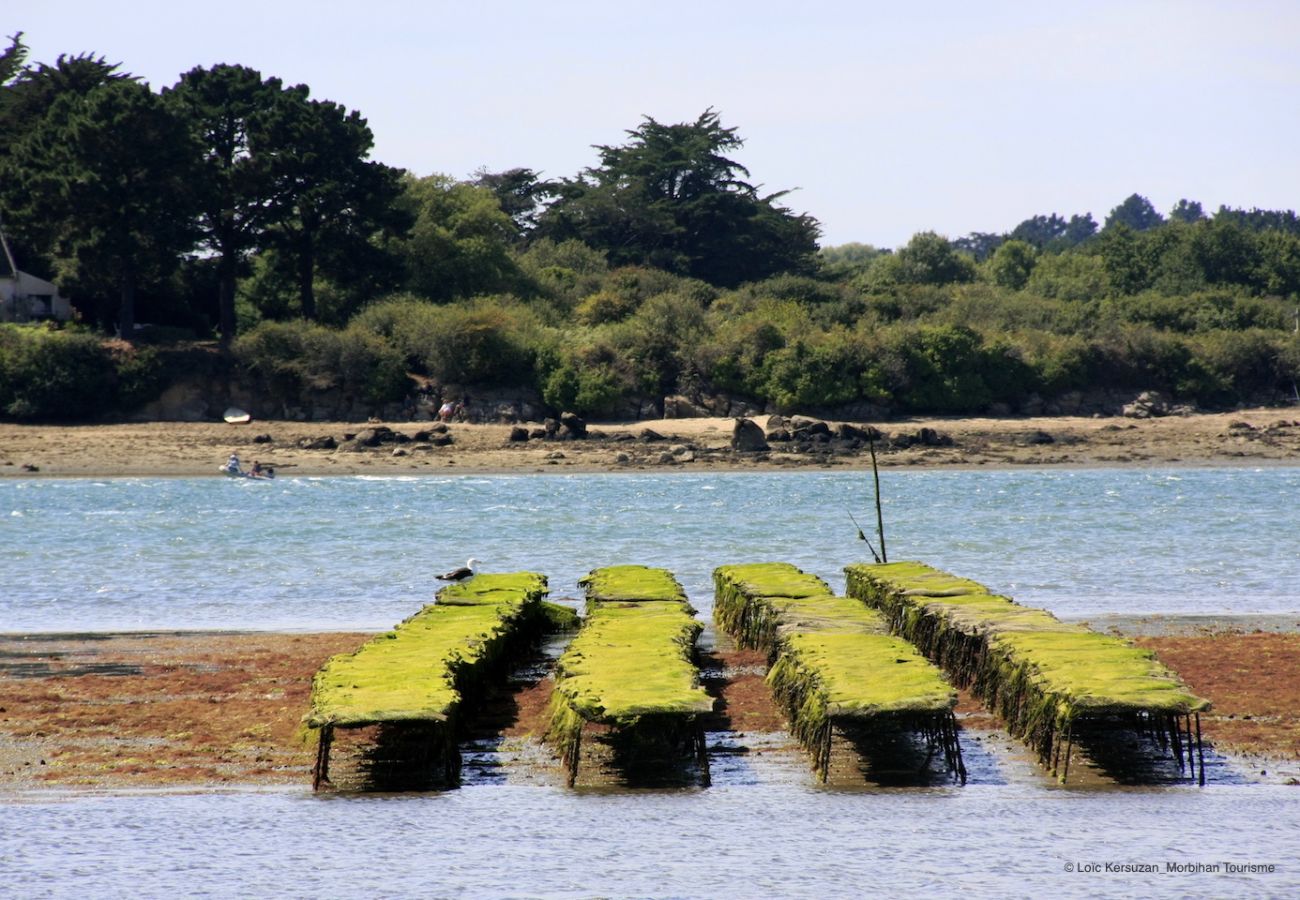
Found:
[3,468,1299,898]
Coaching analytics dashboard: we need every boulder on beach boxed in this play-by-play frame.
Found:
[731,417,769,452]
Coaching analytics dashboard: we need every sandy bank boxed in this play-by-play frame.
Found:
[1,409,1299,478]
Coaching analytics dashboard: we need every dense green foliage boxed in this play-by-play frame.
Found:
[0,324,162,419]
[4,33,1300,421]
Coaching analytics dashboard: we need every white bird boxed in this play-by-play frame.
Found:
[437,557,479,582]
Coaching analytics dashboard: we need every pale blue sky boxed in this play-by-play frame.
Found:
[11,1,1300,247]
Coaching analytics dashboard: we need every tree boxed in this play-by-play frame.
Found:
[165,64,286,343]
[396,174,521,302]
[0,32,25,86]
[4,79,199,336]
[1169,198,1205,224]
[1010,213,1068,248]
[952,232,1003,262]
[471,167,556,239]
[1104,193,1164,232]
[985,239,1037,290]
[0,44,133,277]
[893,232,976,285]
[536,109,820,287]
[255,88,406,320]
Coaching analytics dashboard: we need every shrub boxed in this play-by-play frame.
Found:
[352,296,540,386]
[232,319,409,406]
[0,327,173,420]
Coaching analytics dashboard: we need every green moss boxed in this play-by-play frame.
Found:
[547,566,712,778]
[845,560,1210,769]
[553,603,713,723]
[578,564,689,604]
[714,562,960,779]
[306,571,548,730]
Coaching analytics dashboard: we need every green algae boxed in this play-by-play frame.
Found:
[714,562,962,781]
[845,560,1210,779]
[547,565,712,785]
[305,571,549,789]
[578,564,690,605]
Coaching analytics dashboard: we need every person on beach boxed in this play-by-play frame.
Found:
[224,453,242,475]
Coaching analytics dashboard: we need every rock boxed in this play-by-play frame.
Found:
[430,434,454,447]
[639,428,666,442]
[765,428,792,442]
[765,415,790,432]
[351,427,391,447]
[615,452,631,464]
[530,428,548,439]
[789,415,830,437]
[662,394,709,418]
[677,450,696,462]
[543,418,560,436]
[835,422,883,442]
[895,428,953,449]
[252,433,273,444]
[509,426,530,443]
[559,411,587,438]
[545,451,566,460]
[430,423,449,434]
[731,417,769,452]
[1021,430,1055,445]
[298,435,337,451]
[917,427,953,447]
[1122,390,1170,419]
[656,452,676,464]
[21,463,39,472]
[411,430,432,442]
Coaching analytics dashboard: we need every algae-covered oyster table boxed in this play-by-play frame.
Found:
[714,562,964,781]
[845,561,1211,783]
[305,572,552,790]
[547,565,714,786]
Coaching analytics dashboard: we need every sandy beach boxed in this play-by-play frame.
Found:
[2,408,1298,477]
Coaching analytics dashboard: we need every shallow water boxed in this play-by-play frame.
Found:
[3,468,1299,897]
[4,783,1297,898]
[4,467,1299,631]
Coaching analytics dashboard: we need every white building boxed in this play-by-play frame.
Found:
[1,269,73,322]
[1,226,73,322]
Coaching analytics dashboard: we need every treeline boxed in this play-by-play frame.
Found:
[2,33,1299,421]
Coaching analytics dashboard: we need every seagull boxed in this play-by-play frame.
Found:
[437,558,479,582]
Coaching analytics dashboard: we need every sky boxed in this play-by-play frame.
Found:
[10,1,1300,248]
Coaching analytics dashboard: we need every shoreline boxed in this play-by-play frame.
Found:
[2,408,1298,477]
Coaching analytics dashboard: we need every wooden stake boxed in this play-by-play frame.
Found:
[868,432,887,563]
[1195,713,1205,787]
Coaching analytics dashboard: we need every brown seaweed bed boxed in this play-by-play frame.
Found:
[0,624,1297,791]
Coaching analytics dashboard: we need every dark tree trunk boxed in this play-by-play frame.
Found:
[119,270,136,341]
[218,249,237,347]
[298,234,316,320]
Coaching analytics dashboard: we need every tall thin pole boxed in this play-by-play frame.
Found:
[868,430,887,563]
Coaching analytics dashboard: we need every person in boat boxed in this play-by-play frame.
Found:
[223,453,242,475]
[249,460,264,478]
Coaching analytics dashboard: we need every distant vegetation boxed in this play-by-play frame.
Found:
[2,33,1299,421]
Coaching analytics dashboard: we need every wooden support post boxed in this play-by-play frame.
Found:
[312,725,333,791]
[1195,713,1205,787]
[696,721,711,788]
